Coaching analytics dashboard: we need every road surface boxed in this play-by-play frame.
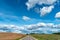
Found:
[20,35,38,40]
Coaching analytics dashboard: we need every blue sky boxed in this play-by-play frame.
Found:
[0,0,60,34]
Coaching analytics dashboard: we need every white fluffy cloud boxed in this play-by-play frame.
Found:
[26,0,58,16]
[26,0,38,10]
[0,23,60,34]
[55,12,60,18]
[38,0,57,5]
[26,0,57,10]
[25,23,60,30]
[0,24,23,33]
[40,5,54,16]
[22,16,31,21]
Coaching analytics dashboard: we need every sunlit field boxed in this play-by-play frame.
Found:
[31,34,60,40]
[0,32,26,40]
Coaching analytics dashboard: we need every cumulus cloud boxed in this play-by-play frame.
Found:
[26,0,57,10]
[26,0,58,16]
[0,24,23,33]
[55,12,60,18]
[38,0,57,5]
[26,0,37,10]
[25,23,60,30]
[23,22,60,34]
[40,5,54,16]
[22,16,31,21]
[0,22,60,34]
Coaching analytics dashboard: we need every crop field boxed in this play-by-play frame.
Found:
[31,34,60,40]
[0,32,26,40]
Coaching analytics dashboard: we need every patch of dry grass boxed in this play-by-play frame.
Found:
[0,32,26,40]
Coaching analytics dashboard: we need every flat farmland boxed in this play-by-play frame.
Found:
[0,32,26,40]
[31,34,60,40]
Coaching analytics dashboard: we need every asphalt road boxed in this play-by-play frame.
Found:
[20,35,37,40]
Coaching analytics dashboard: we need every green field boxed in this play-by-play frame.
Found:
[31,34,60,40]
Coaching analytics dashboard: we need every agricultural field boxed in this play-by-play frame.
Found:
[31,34,60,40]
[0,32,26,40]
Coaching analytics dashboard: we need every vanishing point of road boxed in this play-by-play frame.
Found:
[20,35,38,40]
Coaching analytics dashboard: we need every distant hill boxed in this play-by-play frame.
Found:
[0,32,26,40]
